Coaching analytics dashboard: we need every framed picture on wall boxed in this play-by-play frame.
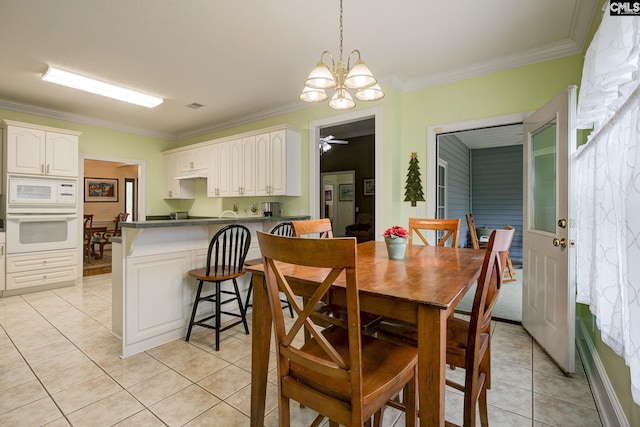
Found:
[339,183,353,201]
[364,178,375,196]
[85,178,118,202]
[324,189,333,201]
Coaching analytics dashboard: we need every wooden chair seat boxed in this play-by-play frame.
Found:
[188,267,245,282]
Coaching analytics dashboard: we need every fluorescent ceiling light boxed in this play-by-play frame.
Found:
[42,66,163,108]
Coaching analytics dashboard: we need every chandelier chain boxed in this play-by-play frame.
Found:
[339,0,343,60]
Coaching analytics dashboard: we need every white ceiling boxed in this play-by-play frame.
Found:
[0,1,598,141]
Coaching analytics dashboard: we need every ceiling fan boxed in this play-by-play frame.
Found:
[319,135,348,154]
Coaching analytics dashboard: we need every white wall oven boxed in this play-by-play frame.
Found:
[6,175,78,254]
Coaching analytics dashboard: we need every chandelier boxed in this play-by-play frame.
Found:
[299,0,384,110]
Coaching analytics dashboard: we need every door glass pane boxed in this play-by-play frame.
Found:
[531,121,556,233]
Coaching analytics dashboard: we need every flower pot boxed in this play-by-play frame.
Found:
[385,236,408,260]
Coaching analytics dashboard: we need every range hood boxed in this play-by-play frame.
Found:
[175,169,207,180]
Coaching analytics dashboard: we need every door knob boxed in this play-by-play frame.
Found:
[558,218,567,229]
[552,238,567,248]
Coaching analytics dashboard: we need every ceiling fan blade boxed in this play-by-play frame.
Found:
[329,140,348,144]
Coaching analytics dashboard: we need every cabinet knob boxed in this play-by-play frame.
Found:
[46,164,50,174]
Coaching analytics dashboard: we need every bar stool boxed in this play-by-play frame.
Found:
[186,224,251,351]
[244,222,294,317]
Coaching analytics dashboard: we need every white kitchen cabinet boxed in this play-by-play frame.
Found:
[229,137,256,197]
[207,141,231,197]
[256,128,301,196]
[5,249,77,291]
[163,152,195,199]
[178,146,209,173]
[3,121,80,177]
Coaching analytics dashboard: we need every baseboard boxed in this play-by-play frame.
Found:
[576,317,630,427]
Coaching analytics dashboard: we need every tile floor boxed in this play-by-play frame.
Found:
[0,274,603,426]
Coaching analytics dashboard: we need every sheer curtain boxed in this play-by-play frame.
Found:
[575,10,640,404]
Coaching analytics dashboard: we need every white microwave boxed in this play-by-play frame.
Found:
[7,175,77,213]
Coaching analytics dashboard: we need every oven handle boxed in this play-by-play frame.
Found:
[6,214,78,221]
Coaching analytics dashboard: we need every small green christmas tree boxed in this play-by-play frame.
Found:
[404,152,425,207]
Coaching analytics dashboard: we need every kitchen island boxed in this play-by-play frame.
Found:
[112,215,309,357]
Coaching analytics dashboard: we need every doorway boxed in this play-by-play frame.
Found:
[80,155,145,276]
[308,107,383,238]
[321,171,355,237]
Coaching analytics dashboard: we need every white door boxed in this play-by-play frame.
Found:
[522,86,576,373]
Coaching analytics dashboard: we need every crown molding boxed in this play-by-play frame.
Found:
[176,100,315,140]
[400,0,597,94]
[0,98,178,140]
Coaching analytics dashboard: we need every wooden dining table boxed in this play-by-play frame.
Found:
[248,240,485,426]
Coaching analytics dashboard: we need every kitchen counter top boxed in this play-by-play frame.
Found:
[121,215,310,229]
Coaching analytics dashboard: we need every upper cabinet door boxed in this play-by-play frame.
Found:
[6,126,78,177]
[45,132,78,177]
[7,126,47,175]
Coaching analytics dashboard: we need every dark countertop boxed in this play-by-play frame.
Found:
[121,215,310,229]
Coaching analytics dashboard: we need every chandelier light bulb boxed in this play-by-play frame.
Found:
[328,87,355,110]
[300,86,328,102]
[355,84,385,102]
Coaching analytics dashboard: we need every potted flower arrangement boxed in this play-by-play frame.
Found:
[383,225,409,260]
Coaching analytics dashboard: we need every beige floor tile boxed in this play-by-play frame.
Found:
[491,360,533,391]
[225,382,279,417]
[90,348,151,373]
[184,402,250,426]
[149,384,220,427]
[43,417,72,426]
[127,370,192,407]
[173,352,230,382]
[487,404,533,427]
[198,364,252,400]
[114,409,166,426]
[0,349,28,376]
[109,354,168,388]
[0,364,37,392]
[486,380,533,418]
[0,397,63,427]
[533,370,597,409]
[534,393,602,427]
[52,374,122,415]
[67,390,143,426]
[19,339,78,364]
[40,360,105,394]
[150,340,208,367]
[0,379,48,415]
[28,348,90,378]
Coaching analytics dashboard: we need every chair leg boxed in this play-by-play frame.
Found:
[186,280,204,341]
[244,277,253,312]
[215,281,221,351]
[479,383,489,427]
[503,253,516,282]
[232,278,250,334]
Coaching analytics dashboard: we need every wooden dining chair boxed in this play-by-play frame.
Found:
[408,217,460,248]
[186,224,251,351]
[465,213,486,250]
[375,228,515,427]
[290,218,333,238]
[467,215,516,283]
[256,231,418,427]
[291,218,381,335]
[83,214,94,263]
[244,222,295,317]
[92,212,129,260]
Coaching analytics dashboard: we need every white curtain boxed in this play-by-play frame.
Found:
[575,10,640,404]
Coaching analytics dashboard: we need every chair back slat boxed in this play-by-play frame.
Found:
[206,225,251,277]
[291,218,333,238]
[270,221,294,236]
[408,218,460,247]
